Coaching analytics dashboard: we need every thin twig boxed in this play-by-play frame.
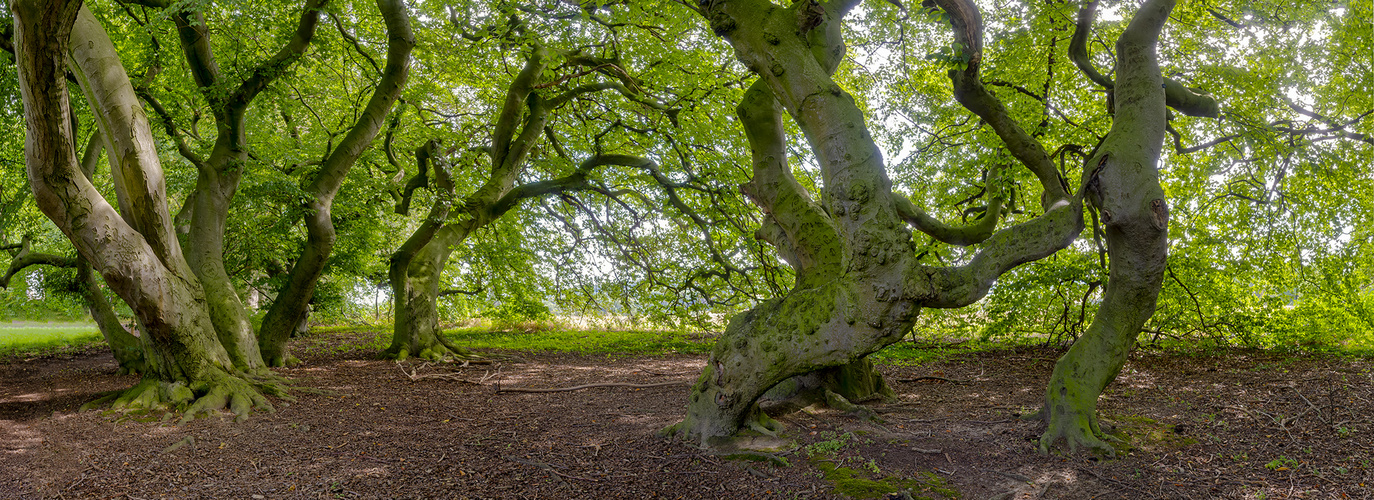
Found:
[504,455,598,483]
[898,376,968,384]
[1287,387,1328,424]
[496,381,682,394]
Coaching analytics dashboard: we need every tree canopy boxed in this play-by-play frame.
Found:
[1,0,1369,453]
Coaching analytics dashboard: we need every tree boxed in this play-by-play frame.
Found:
[1,131,145,374]
[112,0,327,371]
[658,0,1241,453]
[10,0,412,419]
[1029,0,1193,453]
[256,0,415,366]
[663,0,1090,447]
[14,0,277,419]
[382,10,710,360]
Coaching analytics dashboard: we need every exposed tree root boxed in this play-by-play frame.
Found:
[821,389,883,422]
[1032,405,1122,456]
[663,402,786,451]
[82,370,289,423]
[382,333,493,363]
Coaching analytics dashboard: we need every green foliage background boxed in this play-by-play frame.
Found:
[0,0,1369,353]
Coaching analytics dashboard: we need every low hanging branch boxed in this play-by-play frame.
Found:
[0,236,78,289]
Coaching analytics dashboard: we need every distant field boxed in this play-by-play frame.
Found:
[0,321,104,353]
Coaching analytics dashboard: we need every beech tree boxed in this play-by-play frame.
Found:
[10,0,411,419]
[380,3,766,359]
[256,0,414,366]
[662,0,1226,453]
[1,132,144,374]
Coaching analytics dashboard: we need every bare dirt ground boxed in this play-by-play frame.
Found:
[2,330,1372,499]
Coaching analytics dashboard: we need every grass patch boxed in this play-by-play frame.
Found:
[0,322,105,356]
[442,327,717,356]
[871,339,1011,366]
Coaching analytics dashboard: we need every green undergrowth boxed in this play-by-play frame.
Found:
[440,327,716,355]
[1141,339,1374,361]
[800,431,961,499]
[871,339,1010,366]
[0,322,104,356]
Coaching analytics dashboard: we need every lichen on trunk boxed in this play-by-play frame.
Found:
[668,0,1086,448]
[1030,0,1177,455]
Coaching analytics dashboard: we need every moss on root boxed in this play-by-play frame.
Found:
[83,370,288,423]
[381,332,485,363]
[809,457,961,499]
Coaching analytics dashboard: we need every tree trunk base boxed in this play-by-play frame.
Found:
[662,400,786,451]
[1034,407,1122,456]
[1031,370,1125,456]
[111,349,147,376]
[761,358,893,421]
[262,351,303,368]
[382,332,482,362]
[84,370,286,423]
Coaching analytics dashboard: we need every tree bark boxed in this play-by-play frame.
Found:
[142,0,329,371]
[666,0,1085,448]
[383,141,477,360]
[386,224,472,360]
[258,0,414,366]
[15,1,275,421]
[1031,0,1175,455]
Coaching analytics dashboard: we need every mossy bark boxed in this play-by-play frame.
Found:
[17,2,276,421]
[385,225,476,360]
[1033,0,1175,455]
[118,0,331,371]
[670,0,1086,448]
[185,183,264,371]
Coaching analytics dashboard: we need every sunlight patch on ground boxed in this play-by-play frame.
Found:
[0,392,49,403]
[0,420,43,455]
[1117,368,1159,389]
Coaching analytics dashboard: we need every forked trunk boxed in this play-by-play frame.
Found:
[385,226,473,360]
[17,2,276,421]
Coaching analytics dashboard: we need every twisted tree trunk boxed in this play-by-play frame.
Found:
[666,0,1086,448]
[258,0,415,366]
[16,2,277,421]
[1032,0,1179,455]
